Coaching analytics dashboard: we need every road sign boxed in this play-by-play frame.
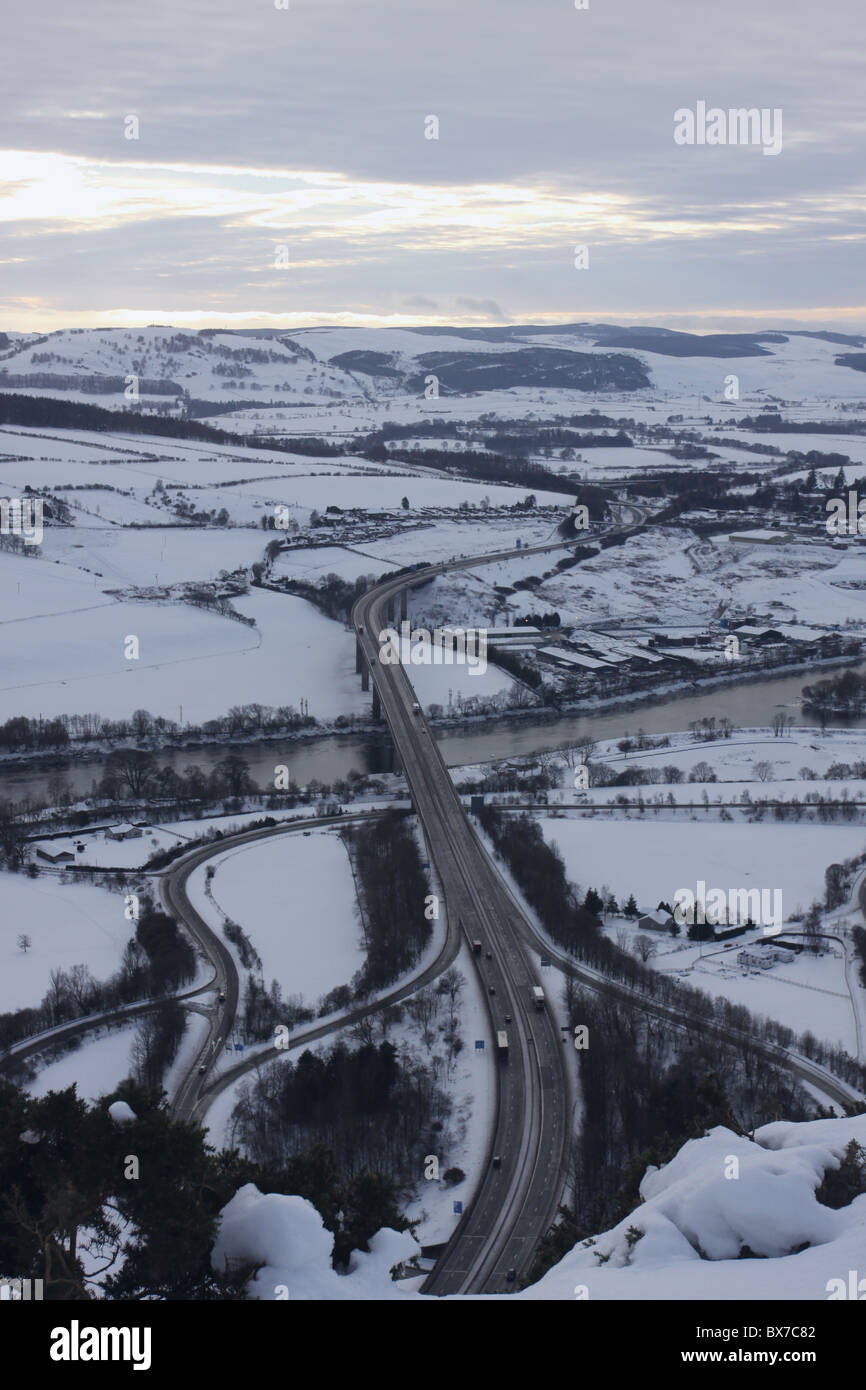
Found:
[234,1043,243,1052]
[453,1201,463,1215]
[475,1039,485,1050]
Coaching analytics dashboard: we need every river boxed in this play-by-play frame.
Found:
[2,663,863,806]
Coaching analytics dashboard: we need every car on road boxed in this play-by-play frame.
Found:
[485,950,492,959]
[218,992,225,1002]
[198,1064,207,1074]
[506,1268,516,1284]
[505,1014,512,1023]
[492,1155,501,1169]
[411,700,421,713]
[488,985,496,994]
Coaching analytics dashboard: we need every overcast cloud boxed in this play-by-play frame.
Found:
[2,0,864,330]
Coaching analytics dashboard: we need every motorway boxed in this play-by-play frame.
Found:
[350,521,648,1294]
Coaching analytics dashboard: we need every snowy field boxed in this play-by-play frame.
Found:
[0,871,133,1012]
[25,1022,140,1101]
[187,827,364,1005]
[537,817,862,922]
[0,585,367,725]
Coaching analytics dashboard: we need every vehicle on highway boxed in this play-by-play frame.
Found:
[506,1268,516,1284]
[492,1155,501,1169]
[218,991,225,1003]
[532,986,545,1011]
[505,1014,512,1023]
[489,984,496,994]
[198,1064,207,1074]
[472,939,482,954]
[497,1030,508,1059]
[411,700,421,713]
[485,950,492,959]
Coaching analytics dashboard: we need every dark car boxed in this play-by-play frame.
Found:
[492,1155,501,1169]
[485,950,492,959]
[198,1064,207,1074]
[505,1014,512,1023]
[488,985,496,994]
[506,1268,516,1284]
[218,991,225,1003]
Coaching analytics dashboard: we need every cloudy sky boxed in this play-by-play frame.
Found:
[2,0,864,333]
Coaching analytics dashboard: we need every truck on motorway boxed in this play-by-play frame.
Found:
[496,1030,509,1059]
[532,986,545,1011]
[411,700,421,714]
[472,939,482,954]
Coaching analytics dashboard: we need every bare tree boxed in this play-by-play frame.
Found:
[754,761,774,783]
[17,933,31,953]
[634,935,657,963]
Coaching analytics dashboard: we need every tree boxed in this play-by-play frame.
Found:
[401,496,409,510]
[623,894,639,920]
[103,748,156,798]
[213,754,254,799]
[754,761,774,783]
[17,934,31,952]
[0,803,26,868]
[824,863,846,911]
[584,887,604,916]
[803,902,822,954]
[634,935,657,962]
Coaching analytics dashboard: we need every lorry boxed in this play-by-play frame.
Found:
[496,1030,509,1059]
[472,939,482,955]
[532,986,545,1011]
[411,700,421,714]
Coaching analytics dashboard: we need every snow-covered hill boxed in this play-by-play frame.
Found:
[3,322,865,413]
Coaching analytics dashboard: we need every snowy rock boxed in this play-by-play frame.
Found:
[108,1101,137,1125]
[212,1183,420,1300]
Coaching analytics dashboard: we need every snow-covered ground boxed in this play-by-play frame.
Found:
[0,585,368,724]
[0,871,132,1012]
[24,1022,140,1101]
[187,828,364,1005]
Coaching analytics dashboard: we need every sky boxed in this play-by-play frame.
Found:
[2,0,865,334]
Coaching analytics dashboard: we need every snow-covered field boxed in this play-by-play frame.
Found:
[187,827,364,1005]
[538,817,862,922]
[0,585,368,724]
[0,871,132,1012]
[25,1022,140,1101]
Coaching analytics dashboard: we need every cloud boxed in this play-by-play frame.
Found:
[1,0,864,328]
[455,297,507,322]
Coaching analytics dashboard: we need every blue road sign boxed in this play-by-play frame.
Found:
[234,1043,243,1052]
[475,1039,485,1050]
[453,1201,463,1215]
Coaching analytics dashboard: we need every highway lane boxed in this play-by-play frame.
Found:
[351,522,611,1293]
